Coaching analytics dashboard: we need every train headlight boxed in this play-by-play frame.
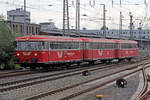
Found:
[34,53,38,56]
[17,53,20,56]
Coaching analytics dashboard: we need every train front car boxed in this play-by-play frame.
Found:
[14,35,83,69]
[117,40,138,61]
[14,36,49,69]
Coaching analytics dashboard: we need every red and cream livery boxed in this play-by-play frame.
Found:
[14,35,138,69]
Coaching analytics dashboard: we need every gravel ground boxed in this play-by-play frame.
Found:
[41,68,138,100]
[0,64,101,85]
[0,70,68,84]
[136,50,150,60]
[0,64,128,100]
[75,72,140,100]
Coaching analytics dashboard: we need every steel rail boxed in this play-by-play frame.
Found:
[0,63,107,86]
[23,62,147,100]
[0,59,147,86]
[134,62,150,100]
[59,62,150,100]
[135,68,148,100]
[0,70,22,75]
[137,91,150,100]
[0,63,123,92]
[59,68,142,100]
[0,70,39,79]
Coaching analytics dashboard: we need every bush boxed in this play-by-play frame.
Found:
[0,20,23,69]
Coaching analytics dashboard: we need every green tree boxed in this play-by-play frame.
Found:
[0,20,22,69]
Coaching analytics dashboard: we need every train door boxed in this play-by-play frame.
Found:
[82,42,85,60]
[48,41,50,61]
[115,43,118,58]
[83,42,92,61]
[91,42,93,60]
[79,41,83,61]
[115,42,120,59]
[83,42,87,60]
[118,43,122,59]
[43,41,49,62]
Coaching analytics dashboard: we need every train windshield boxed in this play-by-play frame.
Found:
[16,41,46,51]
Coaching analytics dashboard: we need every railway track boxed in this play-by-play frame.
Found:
[0,69,32,76]
[0,62,127,92]
[0,62,105,86]
[0,58,146,87]
[23,61,150,100]
[134,63,150,100]
[0,70,40,79]
[0,57,147,80]
[0,59,149,100]
[0,70,20,75]
[59,68,142,100]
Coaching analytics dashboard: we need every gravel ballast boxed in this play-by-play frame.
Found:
[75,72,140,100]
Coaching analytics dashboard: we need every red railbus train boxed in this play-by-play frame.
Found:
[14,35,138,69]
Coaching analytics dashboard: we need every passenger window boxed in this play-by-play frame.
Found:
[44,42,49,49]
[85,43,89,49]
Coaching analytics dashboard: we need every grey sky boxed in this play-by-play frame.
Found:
[0,0,149,29]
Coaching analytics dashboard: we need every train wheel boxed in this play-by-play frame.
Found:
[77,62,81,66]
[30,66,36,70]
[107,60,111,63]
[65,64,71,69]
[118,59,123,62]
[101,60,106,64]
[89,61,95,65]
[127,58,131,62]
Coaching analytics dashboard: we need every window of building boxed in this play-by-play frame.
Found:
[27,26,29,33]
[20,25,23,33]
[29,26,31,34]
[36,28,38,34]
[16,25,18,32]
[32,26,34,34]
[13,24,15,31]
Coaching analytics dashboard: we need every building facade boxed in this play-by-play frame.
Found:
[40,22,57,31]
[7,21,40,35]
[7,8,30,23]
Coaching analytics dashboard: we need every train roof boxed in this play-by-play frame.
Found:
[80,37,116,43]
[16,35,82,42]
[16,35,137,44]
[118,39,137,44]
[80,38,137,44]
